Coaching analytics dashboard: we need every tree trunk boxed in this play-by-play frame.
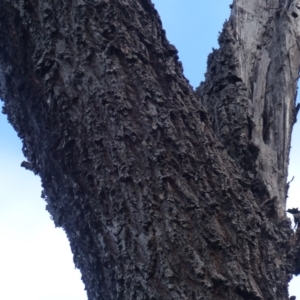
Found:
[0,0,299,299]
[198,0,300,218]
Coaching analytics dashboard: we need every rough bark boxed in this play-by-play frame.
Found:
[0,0,299,299]
[198,0,300,217]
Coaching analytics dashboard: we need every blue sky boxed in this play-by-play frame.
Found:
[0,1,299,299]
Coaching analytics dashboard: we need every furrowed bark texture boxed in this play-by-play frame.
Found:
[0,0,298,299]
[198,0,300,217]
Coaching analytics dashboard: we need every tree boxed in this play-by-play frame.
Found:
[0,0,300,299]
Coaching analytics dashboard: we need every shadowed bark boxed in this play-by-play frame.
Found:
[0,0,299,299]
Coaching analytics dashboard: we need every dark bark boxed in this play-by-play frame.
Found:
[0,0,299,299]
